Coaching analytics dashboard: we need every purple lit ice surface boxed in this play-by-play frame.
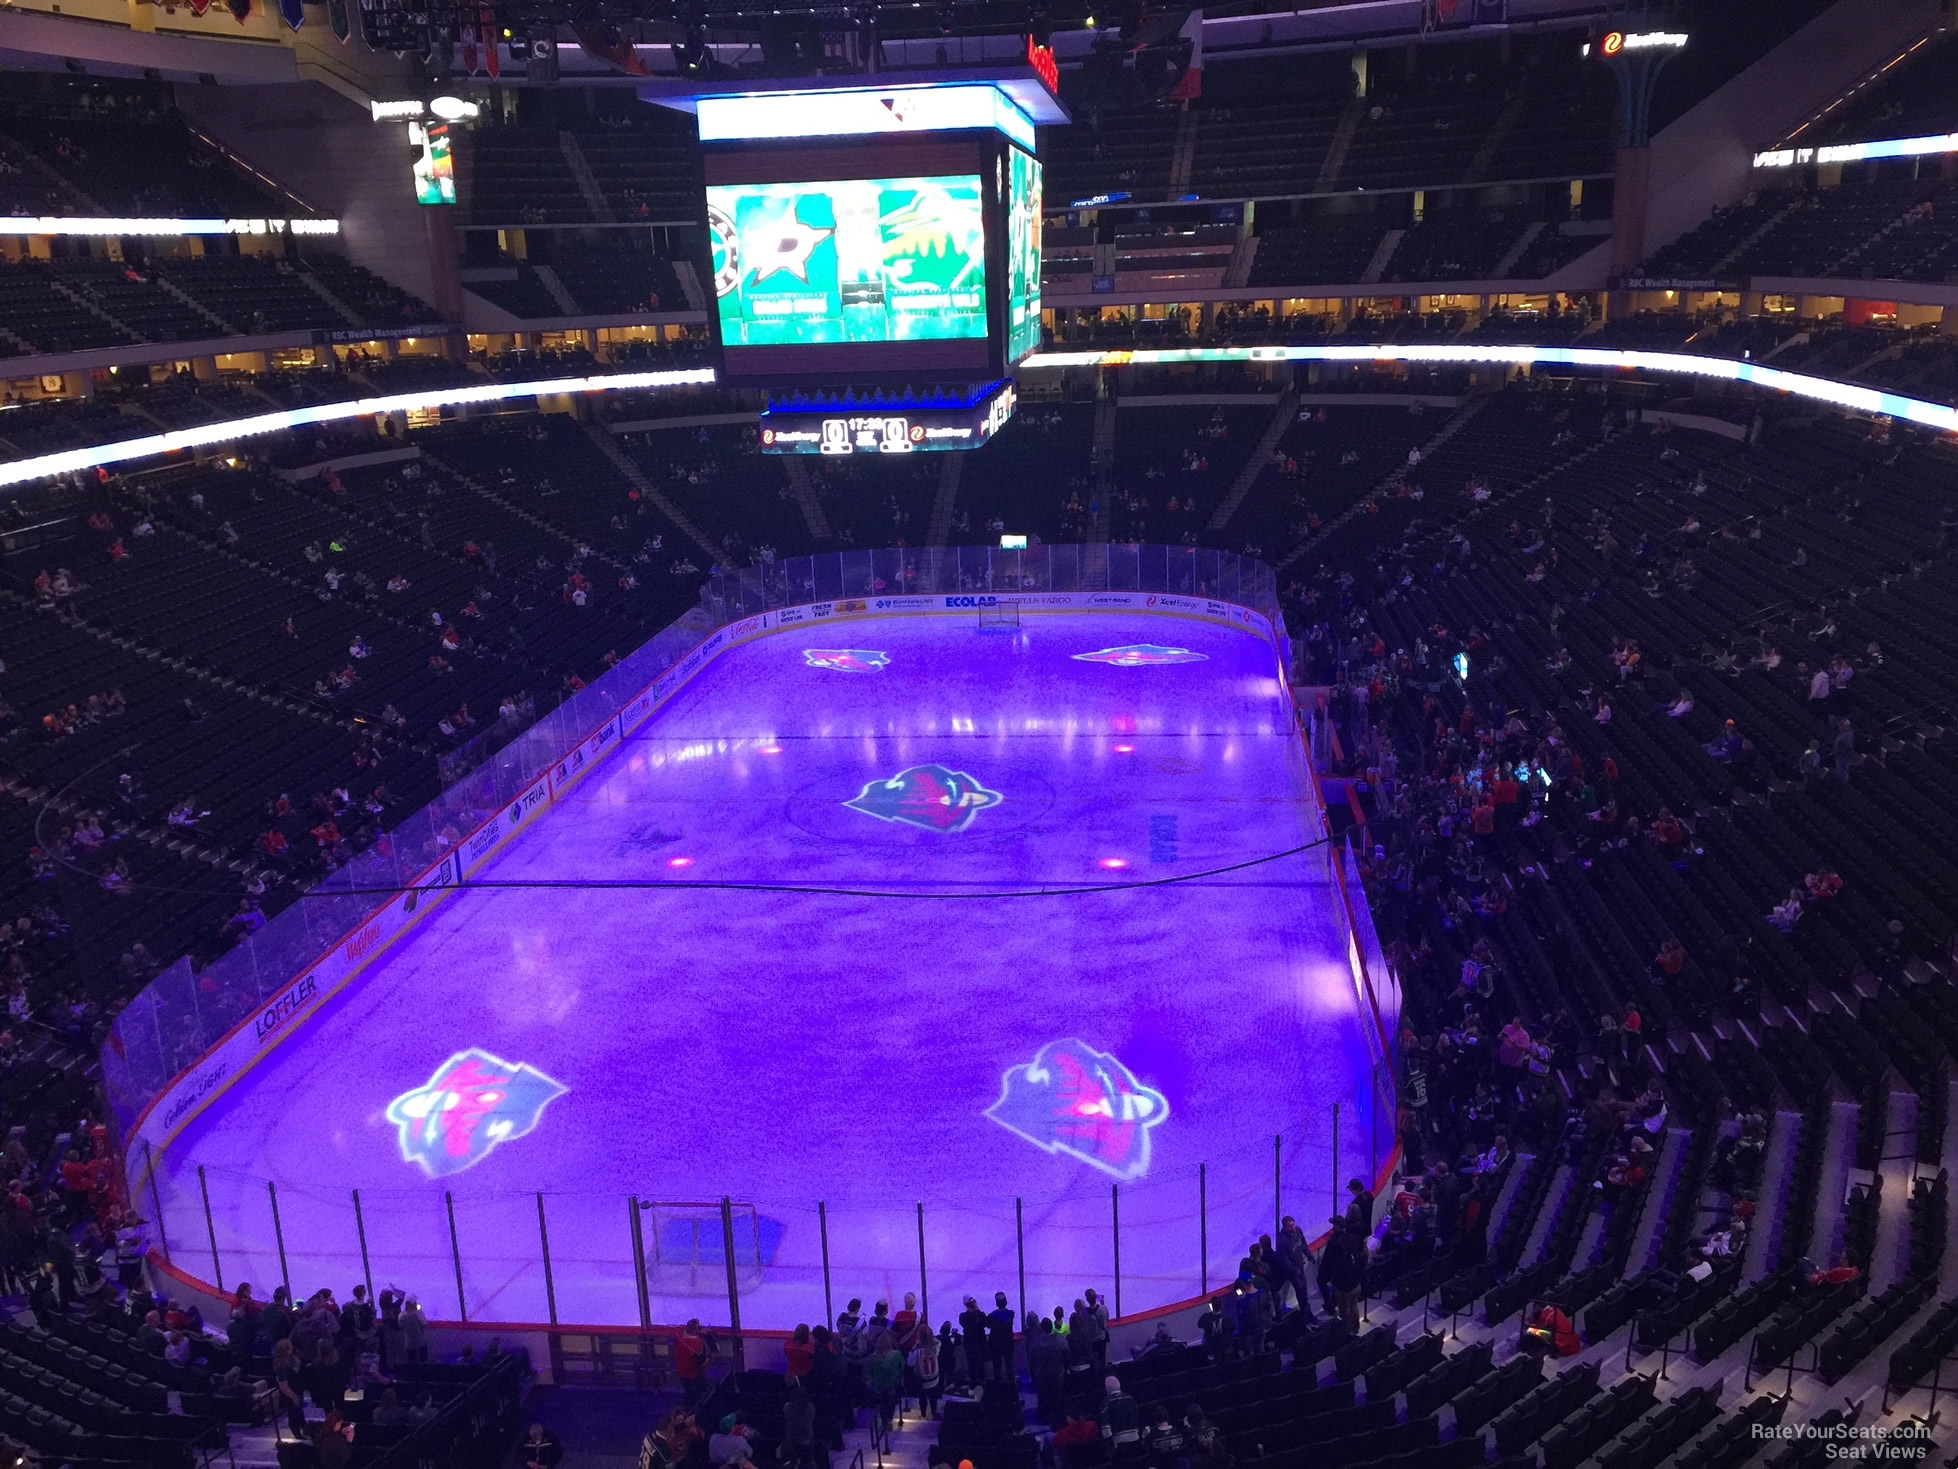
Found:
[156,613,1382,1330]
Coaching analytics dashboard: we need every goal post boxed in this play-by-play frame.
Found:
[977,599,1022,633]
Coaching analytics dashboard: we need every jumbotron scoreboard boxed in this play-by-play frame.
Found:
[644,61,1060,449]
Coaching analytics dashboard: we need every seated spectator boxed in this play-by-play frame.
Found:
[709,1414,758,1466]
[312,1411,355,1469]
[1705,720,1743,760]
[1524,1303,1581,1357]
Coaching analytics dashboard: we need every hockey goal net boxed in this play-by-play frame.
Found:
[977,599,1022,633]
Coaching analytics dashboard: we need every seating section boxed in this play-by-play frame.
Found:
[1248,218,1393,288]
[1379,211,1536,283]
[1189,97,1348,199]
[5,114,275,219]
[1041,111,1181,211]
[572,119,703,221]
[1644,179,1958,286]
[302,255,439,327]
[43,258,219,342]
[151,255,340,335]
[467,263,569,320]
[465,128,595,225]
[1805,30,1958,146]
[549,244,686,314]
[957,404,1097,546]
[0,263,136,353]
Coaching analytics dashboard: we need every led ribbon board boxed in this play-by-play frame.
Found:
[0,368,715,489]
[1020,344,1958,435]
[1756,132,1958,168]
[0,217,339,237]
[695,83,1039,152]
[12,344,1956,490]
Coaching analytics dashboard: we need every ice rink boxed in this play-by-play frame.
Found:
[153,610,1385,1331]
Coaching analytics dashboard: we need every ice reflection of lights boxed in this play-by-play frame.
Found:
[1113,743,1135,753]
[668,856,695,868]
[1099,857,1129,870]
[759,744,783,755]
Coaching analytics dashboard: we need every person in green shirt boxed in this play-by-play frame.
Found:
[867,1332,906,1438]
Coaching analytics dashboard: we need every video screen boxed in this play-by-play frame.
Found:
[1006,146,1043,364]
[708,176,989,348]
[411,122,455,206]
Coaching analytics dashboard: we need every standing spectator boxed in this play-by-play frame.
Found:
[520,1422,565,1469]
[892,1291,921,1350]
[1084,1287,1111,1370]
[1323,1219,1366,1333]
[1099,1375,1142,1445]
[1278,1215,1314,1317]
[958,1296,991,1383]
[867,1332,905,1437]
[272,1338,306,1440]
[1344,1178,1375,1237]
[399,1296,428,1364]
[1833,718,1856,780]
[987,1291,1016,1384]
[1066,1297,1104,1373]
[838,1299,871,1386]
[782,1386,820,1469]
[673,1318,713,1409]
[908,1323,944,1420]
[1025,1318,1065,1425]
[784,1324,815,1382]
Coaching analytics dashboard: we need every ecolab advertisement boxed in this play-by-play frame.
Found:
[129,590,1274,1157]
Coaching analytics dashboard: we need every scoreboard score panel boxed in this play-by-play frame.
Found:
[760,379,1018,455]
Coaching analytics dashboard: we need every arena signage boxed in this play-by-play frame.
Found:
[1024,35,1060,94]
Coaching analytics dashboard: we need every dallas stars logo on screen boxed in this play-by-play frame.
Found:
[708,177,987,348]
[708,204,741,298]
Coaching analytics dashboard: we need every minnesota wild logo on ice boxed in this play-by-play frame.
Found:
[987,1039,1168,1180]
[1072,645,1209,667]
[845,764,1001,833]
[386,1049,566,1177]
[803,649,890,673]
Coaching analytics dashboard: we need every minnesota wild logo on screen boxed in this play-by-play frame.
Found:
[709,177,988,347]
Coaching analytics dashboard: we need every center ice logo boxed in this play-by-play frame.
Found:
[386,1049,567,1178]
[803,648,890,673]
[845,764,1002,833]
[1071,645,1208,666]
[986,1039,1168,1180]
